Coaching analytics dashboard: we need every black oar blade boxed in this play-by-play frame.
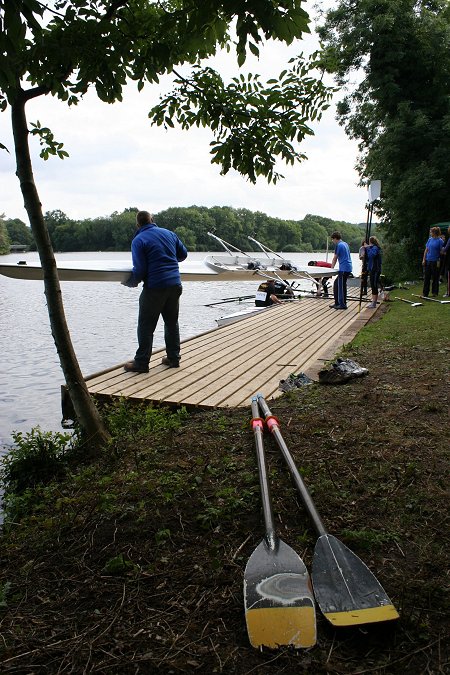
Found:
[244,538,316,648]
[312,534,399,626]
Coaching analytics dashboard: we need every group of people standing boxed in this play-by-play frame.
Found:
[422,226,450,298]
[328,231,381,310]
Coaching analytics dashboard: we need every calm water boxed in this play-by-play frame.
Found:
[0,250,361,448]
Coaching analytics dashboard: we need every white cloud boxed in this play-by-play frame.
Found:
[0,1,368,226]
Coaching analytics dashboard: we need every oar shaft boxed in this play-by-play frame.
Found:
[251,398,277,550]
[257,395,327,538]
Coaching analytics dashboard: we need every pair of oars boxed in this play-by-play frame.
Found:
[245,394,399,649]
[412,294,450,305]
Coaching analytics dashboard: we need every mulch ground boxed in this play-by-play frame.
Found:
[0,307,449,674]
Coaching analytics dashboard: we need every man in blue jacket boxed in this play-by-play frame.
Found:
[329,231,353,309]
[123,211,188,373]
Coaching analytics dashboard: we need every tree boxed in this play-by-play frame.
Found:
[1,0,332,446]
[0,214,10,253]
[318,0,450,275]
[5,218,34,246]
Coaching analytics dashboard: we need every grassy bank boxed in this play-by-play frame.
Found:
[1,285,449,674]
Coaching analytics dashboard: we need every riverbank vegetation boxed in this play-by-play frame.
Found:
[2,206,368,255]
[319,0,450,279]
[1,285,448,673]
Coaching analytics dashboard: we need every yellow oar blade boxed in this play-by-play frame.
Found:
[312,534,399,627]
[244,539,316,648]
[324,604,399,626]
[246,605,316,648]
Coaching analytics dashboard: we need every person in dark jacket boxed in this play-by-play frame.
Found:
[364,236,382,308]
[254,279,294,306]
[122,211,188,373]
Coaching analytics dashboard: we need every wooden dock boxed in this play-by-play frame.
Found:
[76,298,376,412]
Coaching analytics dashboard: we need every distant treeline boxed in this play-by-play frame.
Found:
[1,206,370,255]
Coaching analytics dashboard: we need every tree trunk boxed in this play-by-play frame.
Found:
[11,91,110,449]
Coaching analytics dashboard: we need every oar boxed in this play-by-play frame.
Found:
[244,397,316,649]
[205,295,255,307]
[256,394,400,628]
[411,294,450,305]
[394,296,423,307]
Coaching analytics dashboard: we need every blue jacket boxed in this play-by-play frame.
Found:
[425,236,444,262]
[128,223,188,288]
[366,245,382,272]
[335,240,353,273]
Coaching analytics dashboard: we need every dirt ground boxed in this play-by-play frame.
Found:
[0,305,449,674]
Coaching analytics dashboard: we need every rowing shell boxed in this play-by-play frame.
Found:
[0,257,338,283]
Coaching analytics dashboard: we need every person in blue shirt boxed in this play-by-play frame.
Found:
[329,231,353,309]
[422,226,444,297]
[364,236,382,308]
[122,211,188,373]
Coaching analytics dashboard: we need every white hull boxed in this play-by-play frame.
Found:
[0,259,220,282]
[216,306,270,327]
[203,254,337,280]
[0,256,338,283]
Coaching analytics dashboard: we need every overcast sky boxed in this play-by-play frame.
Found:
[0,1,370,226]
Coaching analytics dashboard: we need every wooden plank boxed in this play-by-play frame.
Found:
[84,299,372,410]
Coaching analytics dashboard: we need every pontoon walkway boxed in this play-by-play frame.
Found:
[73,298,376,413]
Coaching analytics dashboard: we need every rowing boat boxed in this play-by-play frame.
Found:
[0,257,337,283]
[205,233,338,283]
[203,254,336,280]
[216,305,271,327]
[0,233,339,284]
[0,259,221,283]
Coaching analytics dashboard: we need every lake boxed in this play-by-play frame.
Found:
[0,250,362,448]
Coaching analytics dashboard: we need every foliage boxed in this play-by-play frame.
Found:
[150,54,332,183]
[0,214,10,253]
[104,399,188,443]
[318,0,450,271]
[0,0,332,184]
[0,427,77,496]
[40,205,365,252]
[4,217,34,247]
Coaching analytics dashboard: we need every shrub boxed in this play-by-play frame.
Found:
[0,427,76,496]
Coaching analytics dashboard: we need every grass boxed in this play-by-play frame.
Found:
[0,283,448,674]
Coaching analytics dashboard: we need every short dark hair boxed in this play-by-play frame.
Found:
[331,231,341,240]
[136,210,153,226]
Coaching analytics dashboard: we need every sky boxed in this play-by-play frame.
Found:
[0,1,370,226]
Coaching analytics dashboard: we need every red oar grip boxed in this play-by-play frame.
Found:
[265,415,280,432]
[251,417,264,430]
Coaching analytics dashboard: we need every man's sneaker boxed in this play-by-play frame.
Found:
[334,305,348,310]
[161,357,180,368]
[367,302,377,308]
[124,361,149,373]
[334,358,368,377]
[329,304,340,309]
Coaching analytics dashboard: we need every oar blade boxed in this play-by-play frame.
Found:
[312,534,399,626]
[244,538,316,648]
